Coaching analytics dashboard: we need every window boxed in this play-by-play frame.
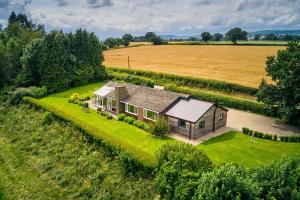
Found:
[143,109,158,121]
[178,119,186,128]
[218,113,224,121]
[97,96,105,107]
[108,99,116,112]
[125,104,137,115]
[199,121,205,129]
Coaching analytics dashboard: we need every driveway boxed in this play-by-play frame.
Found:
[169,108,300,146]
[226,108,300,136]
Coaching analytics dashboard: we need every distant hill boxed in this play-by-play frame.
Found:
[159,34,201,40]
[249,30,300,36]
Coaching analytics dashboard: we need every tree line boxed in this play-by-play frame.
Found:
[0,12,106,92]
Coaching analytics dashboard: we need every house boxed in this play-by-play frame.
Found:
[93,81,228,140]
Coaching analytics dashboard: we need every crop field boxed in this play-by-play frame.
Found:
[104,45,284,87]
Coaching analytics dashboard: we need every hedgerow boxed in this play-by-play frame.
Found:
[23,96,156,171]
[107,67,258,95]
[108,71,278,117]
[242,127,300,142]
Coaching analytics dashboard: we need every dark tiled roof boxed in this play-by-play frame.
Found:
[165,98,214,123]
[104,81,189,112]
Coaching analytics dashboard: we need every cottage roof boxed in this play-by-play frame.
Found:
[102,81,188,112]
[165,98,214,123]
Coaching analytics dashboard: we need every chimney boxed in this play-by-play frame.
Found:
[115,86,129,114]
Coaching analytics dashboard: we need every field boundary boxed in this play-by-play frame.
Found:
[23,96,157,170]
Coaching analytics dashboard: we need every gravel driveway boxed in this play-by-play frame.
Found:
[227,108,300,136]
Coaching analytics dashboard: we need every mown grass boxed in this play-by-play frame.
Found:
[32,82,176,167]
[0,104,155,199]
[198,131,300,167]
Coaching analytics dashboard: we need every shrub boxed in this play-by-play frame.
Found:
[124,116,135,124]
[273,134,278,141]
[117,152,143,176]
[117,113,127,121]
[242,127,251,135]
[255,131,264,138]
[96,107,102,113]
[154,143,213,199]
[149,118,170,136]
[8,86,47,105]
[41,111,54,125]
[82,102,89,109]
[264,134,272,140]
[107,115,113,120]
[99,111,108,117]
[68,93,80,103]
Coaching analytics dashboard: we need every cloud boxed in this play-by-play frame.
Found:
[0,0,9,8]
[86,0,113,8]
[55,0,68,7]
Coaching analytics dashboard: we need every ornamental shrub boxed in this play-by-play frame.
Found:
[149,117,170,136]
[106,115,113,120]
[124,116,135,124]
[117,113,127,121]
[242,127,251,135]
[273,134,278,141]
[132,120,145,129]
[263,134,272,140]
[68,93,80,103]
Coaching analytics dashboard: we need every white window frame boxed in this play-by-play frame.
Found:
[143,108,158,121]
[97,96,104,108]
[218,113,224,121]
[107,98,116,112]
[125,103,138,115]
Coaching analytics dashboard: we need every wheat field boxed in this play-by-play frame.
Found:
[104,45,284,87]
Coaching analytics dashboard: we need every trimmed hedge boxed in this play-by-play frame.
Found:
[23,96,156,171]
[242,127,300,142]
[108,71,277,117]
[107,67,258,95]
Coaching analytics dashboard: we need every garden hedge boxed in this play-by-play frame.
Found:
[108,71,278,117]
[107,67,258,95]
[242,127,300,142]
[23,96,156,172]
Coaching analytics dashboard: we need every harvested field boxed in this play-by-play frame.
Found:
[104,45,284,87]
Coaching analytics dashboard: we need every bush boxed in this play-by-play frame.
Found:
[254,131,264,138]
[124,116,135,124]
[242,127,251,135]
[107,115,113,120]
[99,111,108,117]
[264,134,272,140]
[8,86,47,105]
[149,118,170,136]
[154,143,213,199]
[117,152,144,176]
[117,113,127,121]
[96,107,102,113]
[68,93,80,103]
[273,134,278,141]
[41,111,54,125]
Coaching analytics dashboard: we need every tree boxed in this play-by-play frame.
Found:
[194,164,259,200]
[151,36,165,45]
[256,41,300,123]
[0,41,11,88]
[254,34,261,41]
[264,34,278,41]
[8,11,17,25]
[104,37,117,48]
[145,32,156,42]
[115,38,123,48]
[225,28,248,44]
[252,156,300,199]
[154,143,213,200]
[201,32,211,42]
[122,34,133,47]
[213,33,223,41]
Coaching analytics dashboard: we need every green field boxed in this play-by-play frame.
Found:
[27,82,300,167]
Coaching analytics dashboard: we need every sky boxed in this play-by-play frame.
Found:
[0,0,300,40]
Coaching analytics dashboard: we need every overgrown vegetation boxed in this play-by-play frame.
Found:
[0,104,155,199]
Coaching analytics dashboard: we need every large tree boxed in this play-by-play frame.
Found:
[225,28,247,44]
[122,34,133,47]
[213,33,223,41]
[201,32,211,42]
[145,32,156,42]
[257,41,300,123]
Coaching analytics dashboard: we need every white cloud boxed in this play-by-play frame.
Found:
[0,0,299,38]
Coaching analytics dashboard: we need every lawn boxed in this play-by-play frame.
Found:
[104,45,284,87]
[199,131,300,167]
[35,82,176,166]
[33,82,300,167]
